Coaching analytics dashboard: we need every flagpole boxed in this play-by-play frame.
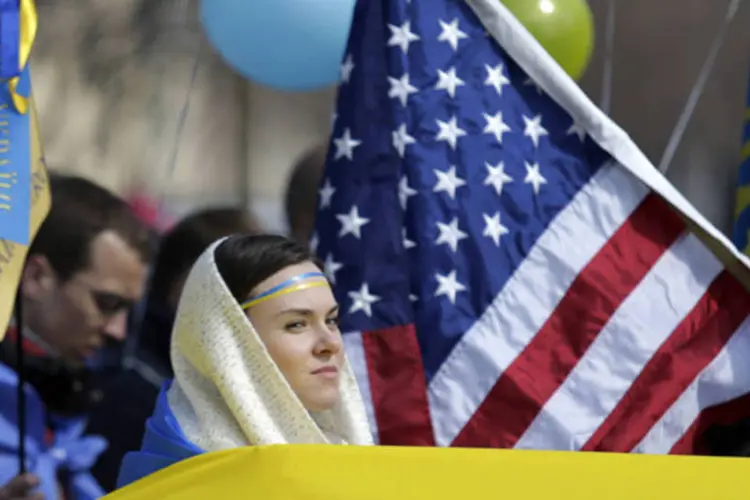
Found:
[599,0,616,115]
[15,285,25,474]
[658,0,744,174]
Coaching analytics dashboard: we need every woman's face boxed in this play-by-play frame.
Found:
[246,261,344,411]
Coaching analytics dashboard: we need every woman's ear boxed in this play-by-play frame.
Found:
[21,254,58,300]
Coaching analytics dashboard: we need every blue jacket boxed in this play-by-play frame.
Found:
[0,363,106,500]
[116,381,203,488]
[86,296,174,491]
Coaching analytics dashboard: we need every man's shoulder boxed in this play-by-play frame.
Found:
[0,362,17,389]
[0,362,47,450]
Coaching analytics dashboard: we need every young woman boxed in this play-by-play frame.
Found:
[116,234,373,486]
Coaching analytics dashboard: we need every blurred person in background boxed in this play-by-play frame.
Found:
[285,143,327,244]
[0,173,153,500]
[85,207,260,492]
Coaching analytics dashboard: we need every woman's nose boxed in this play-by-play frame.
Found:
[314,324,343,354]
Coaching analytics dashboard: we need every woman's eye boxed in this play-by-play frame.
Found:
[326,317,340,327]
[284,321,306,331]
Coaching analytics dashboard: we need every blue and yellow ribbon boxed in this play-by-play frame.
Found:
[5,0,37,115]
[241,272,329,310]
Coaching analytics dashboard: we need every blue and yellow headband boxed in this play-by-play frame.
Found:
[241,271,329,310]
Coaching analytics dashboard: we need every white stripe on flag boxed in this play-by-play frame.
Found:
[428,162,648,446]
[343,331,379,443]
[514,233,723,450]
[634,315,750,453]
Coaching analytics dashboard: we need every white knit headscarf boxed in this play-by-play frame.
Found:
[166,240,374,451]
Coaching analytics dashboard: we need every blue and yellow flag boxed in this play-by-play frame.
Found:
[104,445,749,500]
[0,0,50,339]
[732,73,750,254]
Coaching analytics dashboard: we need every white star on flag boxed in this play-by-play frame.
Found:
[435,217,468,253]
[485,63,510,95]
[524,161,547,195]
[387,21,420,54]
[393,124,416,158]
[399,175,417,209]
[567,120,587,142]
[403,228,416,249]
[435,67,465,98]
[438,18,468,51]
[337,205,370,239]
[524,77,544,94]
[435,116,466,150]
[484,161,513,196]
[319,178,336,209]
[483,111,511,143]
[433,166,466,199]
[323,254,343,284]
[348,283,380,317]
[334,128,362,161]
[434,270,466,304]
[522,114,548,148]
[340,54,355,83]
[482,212,509,246]
[388,73,418,107]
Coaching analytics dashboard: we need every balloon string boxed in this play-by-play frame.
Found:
[599,0,616,115]
[159,39,203,205]
[658,0,744,174]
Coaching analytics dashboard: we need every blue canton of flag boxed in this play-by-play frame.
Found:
[314,0,750,454]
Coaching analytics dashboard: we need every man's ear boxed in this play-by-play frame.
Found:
[21,254,58,300]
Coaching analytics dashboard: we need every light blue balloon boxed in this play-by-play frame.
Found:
[199,0,356,91]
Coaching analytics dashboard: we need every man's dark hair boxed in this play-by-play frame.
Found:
[29,173,153,281]
[284,144,327,242]
[149,207,260,301]
[214,233,322,304]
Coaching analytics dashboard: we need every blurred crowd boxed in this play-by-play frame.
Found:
[0,143,326,499]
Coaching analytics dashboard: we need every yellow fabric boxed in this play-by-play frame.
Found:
[0,96,51,338]
[7,0,37,115]
[105,445,748,500]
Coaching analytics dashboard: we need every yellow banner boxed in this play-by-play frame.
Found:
[0,96,50,339]
[105,445,748,500]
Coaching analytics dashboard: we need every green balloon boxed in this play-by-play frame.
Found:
[501,0,594,80]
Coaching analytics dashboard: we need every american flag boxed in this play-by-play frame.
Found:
[313,0,750,453]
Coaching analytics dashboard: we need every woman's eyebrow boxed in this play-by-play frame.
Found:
[275,305,340,318]
[275,308,314,318]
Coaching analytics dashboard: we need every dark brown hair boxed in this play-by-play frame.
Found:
[29,173,153,280]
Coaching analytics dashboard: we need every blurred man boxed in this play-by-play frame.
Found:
[0,173,153,500]
[284,143,327,243]
[86,207,260,491]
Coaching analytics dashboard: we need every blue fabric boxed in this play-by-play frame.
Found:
[0,0,20,79]
[0,65,32,244]
[0,363,107,500]
[87,296,175,491]
[116,380,204,488]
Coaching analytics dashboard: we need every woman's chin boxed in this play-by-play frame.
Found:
[302,389,341,412]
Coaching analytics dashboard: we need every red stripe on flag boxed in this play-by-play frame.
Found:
[582,270,750,453]
[453,194,685,447]
[363,323,435,445]
[670,392,750,455]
